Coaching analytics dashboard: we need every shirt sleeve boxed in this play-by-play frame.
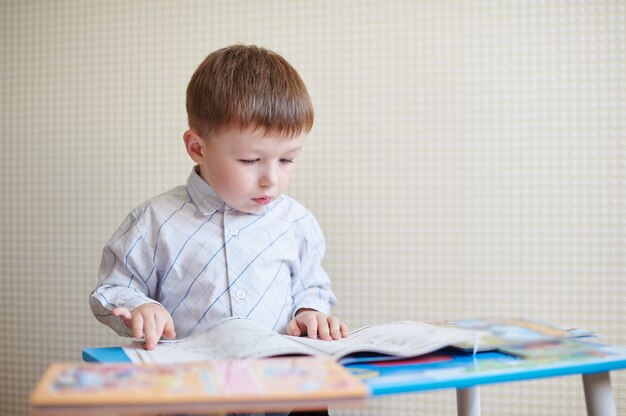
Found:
[290,212,337,316]
[89,210,161,337]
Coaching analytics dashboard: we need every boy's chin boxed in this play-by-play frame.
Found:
[232,203,268,215]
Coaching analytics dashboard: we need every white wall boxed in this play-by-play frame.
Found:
[1,1,624,414]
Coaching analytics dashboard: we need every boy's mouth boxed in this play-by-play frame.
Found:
[252,196,273,205]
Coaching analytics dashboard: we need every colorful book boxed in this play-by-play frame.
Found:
[119,316,477,365]
[30,357,368,415]
[498,338,602,359]
[432,317,594,352]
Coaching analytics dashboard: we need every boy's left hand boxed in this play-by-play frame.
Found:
[287,308,349,340]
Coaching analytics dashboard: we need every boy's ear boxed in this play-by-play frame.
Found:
[183,130,205,163]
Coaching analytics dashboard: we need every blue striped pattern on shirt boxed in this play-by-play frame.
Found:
[90,168,336,339]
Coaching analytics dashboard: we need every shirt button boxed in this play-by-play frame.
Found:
[229,228,239,236]
[236,290,246,300]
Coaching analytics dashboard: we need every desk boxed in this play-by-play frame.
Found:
[83,341,626,416]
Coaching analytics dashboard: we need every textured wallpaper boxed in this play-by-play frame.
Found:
[1,1,624,415]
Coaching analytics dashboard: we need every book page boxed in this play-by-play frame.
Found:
[125,317,317,364]
[287,321,476,363]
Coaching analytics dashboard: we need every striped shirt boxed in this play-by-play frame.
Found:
[90,167,336,339]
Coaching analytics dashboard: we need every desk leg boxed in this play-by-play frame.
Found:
[456,387,481,416]
[582,371,616,416]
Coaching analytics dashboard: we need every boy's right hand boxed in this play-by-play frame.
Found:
[112,304,176,350]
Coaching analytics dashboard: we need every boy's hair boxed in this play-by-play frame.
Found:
[186,44,314,139]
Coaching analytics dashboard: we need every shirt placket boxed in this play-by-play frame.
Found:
[223,210,248,316]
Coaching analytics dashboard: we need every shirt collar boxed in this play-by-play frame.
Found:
[186,166,225,216]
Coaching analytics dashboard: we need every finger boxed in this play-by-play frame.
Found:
[154,311,176,340]
[339,322,350,338]
[305,317,319,339]
[317,315,332,341]
[286,319,302,337]
[112,307,132,328]
[130,312,144,340]
[142,313,158,350]
[112,307,131,319]
[327,316,343,340]
[162,316,176,339]
[144,338,157,350]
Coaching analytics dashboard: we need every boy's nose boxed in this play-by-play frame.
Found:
[260,166,278,188]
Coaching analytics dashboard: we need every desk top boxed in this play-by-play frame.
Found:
[83,340,626,396]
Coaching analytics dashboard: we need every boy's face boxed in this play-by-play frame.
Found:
[185,126,304,214]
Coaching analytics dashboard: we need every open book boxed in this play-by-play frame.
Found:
[30,357,368,415]
[124,316,477,365]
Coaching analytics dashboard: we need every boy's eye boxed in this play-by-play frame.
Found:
[280,158,295,164]
[239,159,259,165]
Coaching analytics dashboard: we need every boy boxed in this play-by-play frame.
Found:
[90,45,348,355]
